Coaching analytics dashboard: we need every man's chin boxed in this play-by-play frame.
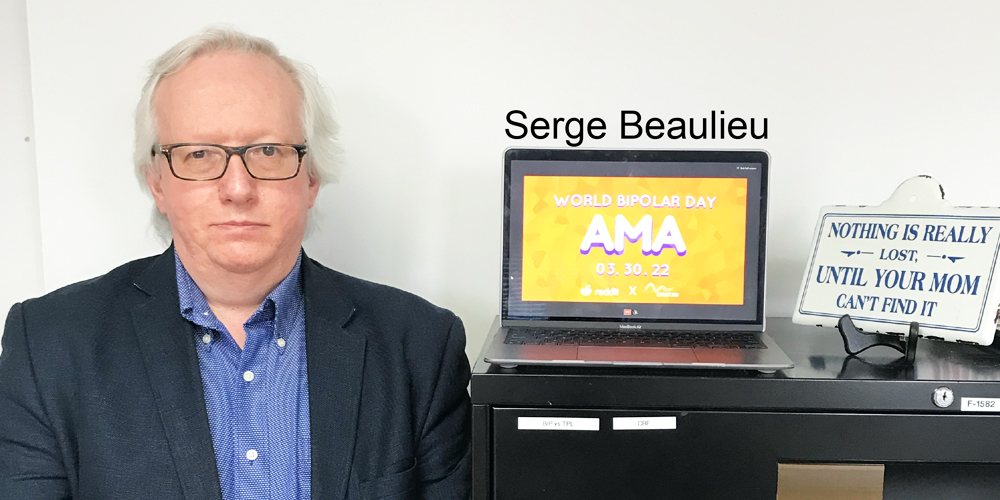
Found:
[206,244,283,275]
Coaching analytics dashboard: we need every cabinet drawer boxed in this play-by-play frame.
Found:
[492,408,1000,500]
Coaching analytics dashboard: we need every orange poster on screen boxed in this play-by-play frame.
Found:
[522,176,748,305]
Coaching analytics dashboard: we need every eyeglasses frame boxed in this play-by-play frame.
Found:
[152,142,308,181]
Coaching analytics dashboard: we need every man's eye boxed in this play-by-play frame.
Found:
[189,150,207,160]
[261,146,276,156]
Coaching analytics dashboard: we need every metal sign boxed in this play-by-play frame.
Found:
[793,176,1000,345]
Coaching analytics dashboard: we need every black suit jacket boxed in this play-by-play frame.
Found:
[0,248,471,500]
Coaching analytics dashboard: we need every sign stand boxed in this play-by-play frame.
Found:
[837,314,919,364]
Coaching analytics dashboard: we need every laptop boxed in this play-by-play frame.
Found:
[482,149,794,371]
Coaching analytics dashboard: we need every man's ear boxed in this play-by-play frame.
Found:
[145,165,168,214]
[306,173,320,209]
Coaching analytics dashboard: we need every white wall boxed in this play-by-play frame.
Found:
[12,0,1000,362]
[0,0,44,342]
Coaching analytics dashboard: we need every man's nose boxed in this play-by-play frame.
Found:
[216,153,257,203]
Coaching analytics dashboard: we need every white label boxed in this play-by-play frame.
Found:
[517,417,600,431]
[612,416,677,430]
[960,397,1000,412]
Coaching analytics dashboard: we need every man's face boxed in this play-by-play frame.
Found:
[147,51,319,275]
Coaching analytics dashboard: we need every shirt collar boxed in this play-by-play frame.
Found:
[175,251,304,340]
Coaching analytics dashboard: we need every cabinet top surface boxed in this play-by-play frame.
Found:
[471,317,1000,411]
[472,317,1000,383]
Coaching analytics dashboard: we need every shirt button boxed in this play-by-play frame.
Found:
[246,449,258,461]
[243,370,255,382]
[202,334,212,344]
[276,338,286,348]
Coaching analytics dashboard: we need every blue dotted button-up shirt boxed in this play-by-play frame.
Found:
[176,253,311,500]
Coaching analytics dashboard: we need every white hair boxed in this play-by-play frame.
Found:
[133,26,340,243]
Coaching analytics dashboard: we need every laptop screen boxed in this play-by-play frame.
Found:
[502,149,768,326]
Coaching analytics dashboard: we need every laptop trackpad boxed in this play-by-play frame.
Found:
[518,345,580,361]
[577,347,698,363]
[692,348,746,364]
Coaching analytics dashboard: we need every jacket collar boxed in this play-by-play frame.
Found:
[301,253,366,500]
[130,246,223,500]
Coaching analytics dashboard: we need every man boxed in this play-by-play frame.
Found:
[0,28,471,500]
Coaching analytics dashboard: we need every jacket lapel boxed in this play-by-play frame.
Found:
[303,256,365,500]
[131,247,223,500]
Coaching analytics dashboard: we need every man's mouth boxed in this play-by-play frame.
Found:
[214,221,267,228]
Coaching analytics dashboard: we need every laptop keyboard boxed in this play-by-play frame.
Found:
[505,328,767,349]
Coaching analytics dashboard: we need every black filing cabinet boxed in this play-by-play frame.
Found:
[471,318,1000,499]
